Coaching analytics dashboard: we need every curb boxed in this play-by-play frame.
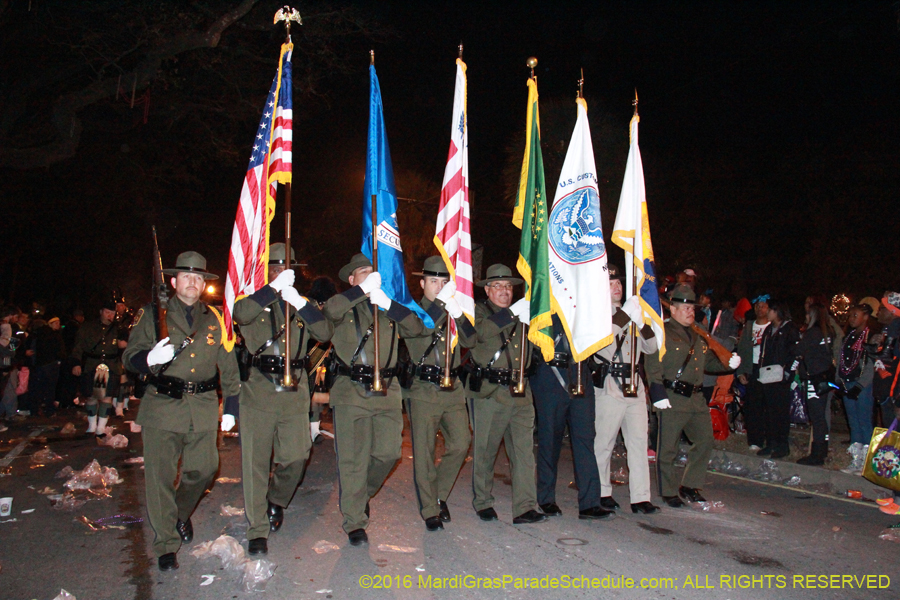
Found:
[710,448,890,502]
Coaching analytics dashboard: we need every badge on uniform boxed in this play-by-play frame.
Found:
[208,324,218,331]
[133,308,143,326]
[206,333,216,345]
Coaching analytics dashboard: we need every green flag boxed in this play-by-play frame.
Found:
[512,77,554,361]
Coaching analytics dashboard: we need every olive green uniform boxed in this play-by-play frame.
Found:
[468,300,537,518]
[71,319,123,399]
[403,298,476,520]
[124,297,240,557]
[232,285,334,540]
[322,286,428,533]
[644,321,728,496]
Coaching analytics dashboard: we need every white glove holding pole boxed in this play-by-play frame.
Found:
[622,295,644,325]
[147,337,175,367]
[728,353,741,370]
[359,272,382,295]
[280,287,308,310]
[436,280,457,304]
[369,288,392,311]
[221,414,236,432]
[510,298,530,323]
[269,269,295,293]
[445,296,463,319]
[653,399,672,410]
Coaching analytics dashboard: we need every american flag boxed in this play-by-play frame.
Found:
[434,58,474,333]
[223,43,293,350]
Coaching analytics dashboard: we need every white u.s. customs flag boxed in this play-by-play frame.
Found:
[434,57,474,333]
[548,97,613,361]
[611,113,666,359]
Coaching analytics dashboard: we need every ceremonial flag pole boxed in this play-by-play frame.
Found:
[434,43,473,389]
[513,57,554,368]
[223,8,299,363]
[547,72,614,383]
[611,91,666,364]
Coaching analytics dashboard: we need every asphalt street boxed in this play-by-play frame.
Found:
[0,405,897,600]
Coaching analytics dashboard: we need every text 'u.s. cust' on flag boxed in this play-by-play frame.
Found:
[223,43,293,350]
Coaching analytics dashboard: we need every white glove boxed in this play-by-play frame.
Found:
[653,399,672,410]
[510,298,530,322]
[728,353,741,370]
[221,414,236,432]
[280,286,308,310]
[147,337,175,367]
[622,295,643,325]
[359,271,382,295]
[445,296,463,319]
[875,359,886,371]
[269,269,295,293]
[369,288,392,311]
[436,280,457,304]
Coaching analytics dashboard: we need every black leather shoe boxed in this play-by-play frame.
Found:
[679,486,706,503]
[365,502,370,518]
[158,553,178,571]
[539,502,562,516]
[267,502,284,532]
[425,516,444,531]
[599,496,620,511]
[438,500,451,522]
[513,509,547,524]
[578,506,613,520]
[348,528,368,546]
[175,518,193,544]
[248,537,268,555]
[770,447,790,459]
[476,507,498,521]
[631,501,661,514]
[663,495,685,508]
[757,446,774,456]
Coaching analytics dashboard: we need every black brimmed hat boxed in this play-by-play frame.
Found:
[413,256,450,278]
[268,243,305,268]
[608,264,625,282]
[667,284,698,305]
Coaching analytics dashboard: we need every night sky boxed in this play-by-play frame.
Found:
[1,0,898,315]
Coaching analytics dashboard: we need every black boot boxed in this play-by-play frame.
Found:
[797,442,827,466]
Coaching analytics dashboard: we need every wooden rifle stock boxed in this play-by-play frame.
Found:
[151,225,169,340]
[690,322,733,366]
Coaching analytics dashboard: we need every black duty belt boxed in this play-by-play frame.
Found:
[84,352,115,360]
[251,355,308,374]
[485,367,515,386]
[416,364,463,385]
[547,352,570,368]
[148,374,218,399]
[663,378,702,398]
[608,362,630,377]
[335,364,398,385]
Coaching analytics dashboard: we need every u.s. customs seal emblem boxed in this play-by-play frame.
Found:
[548,186,606,264]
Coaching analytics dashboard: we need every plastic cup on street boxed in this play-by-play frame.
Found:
[0,497,12,516]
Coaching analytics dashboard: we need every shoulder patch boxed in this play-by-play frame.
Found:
[133,308,144,327]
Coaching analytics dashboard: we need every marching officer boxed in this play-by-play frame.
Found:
[531,311,609,520]
[322,253,429,546]
[124,251,240,571]
[71,301,125,435]
[644,284,740,507]
[592,265,659,514]
[403,256,475,532]
[467,264,545,525]
[227,243,334,556]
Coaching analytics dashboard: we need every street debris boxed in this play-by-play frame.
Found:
[100,434,128,449]
[611,466,629,486]
[377,544,418,553]
[21,508,34,514]
[192,535,277,592]
[52,590,75,600]
[52,460,123,510]
[311,540,340,554]
[60,423,76,434]
[123,457,144,464]
[200,574,216,586]
[30,447,63,466]
[689,500,726,513]
[878,527,900,543]
[220,504,245,517]
[216,477,241,484]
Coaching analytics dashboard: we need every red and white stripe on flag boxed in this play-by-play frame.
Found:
[434,58,474,341]
[223,44,293,350]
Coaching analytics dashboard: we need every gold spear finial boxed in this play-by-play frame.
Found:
[458,43,464,59]
[633,88,639,115]
[274,6,302,42]
[578,68,584,99]
[370,49,375,65]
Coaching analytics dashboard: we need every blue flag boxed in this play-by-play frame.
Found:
[361,65,433,327]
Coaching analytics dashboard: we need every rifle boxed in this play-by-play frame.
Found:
[151,225,169,341]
